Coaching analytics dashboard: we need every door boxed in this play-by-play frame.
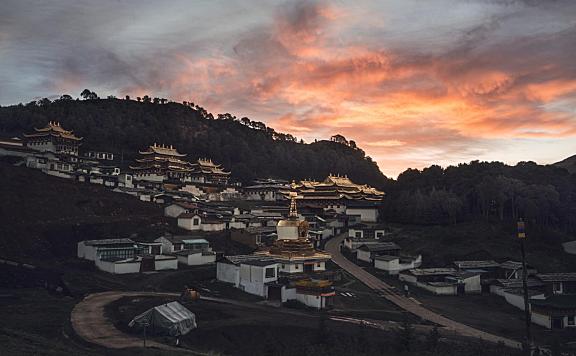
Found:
[268,285,282,301]
[140,256,155,272]
[457,283,465,295]
[552,317,564,329]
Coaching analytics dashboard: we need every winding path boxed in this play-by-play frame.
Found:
[70,291,185,351]
[325,233,523,349]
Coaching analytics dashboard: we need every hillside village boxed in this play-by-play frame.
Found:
[0,120,575,354]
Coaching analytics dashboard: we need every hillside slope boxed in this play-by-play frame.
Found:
[0,98,389,188]
[0,161,165,263]
[554,154,576,174]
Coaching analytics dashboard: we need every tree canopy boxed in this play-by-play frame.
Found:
[0,96,389,188]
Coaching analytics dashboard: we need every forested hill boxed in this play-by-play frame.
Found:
[0,97,388,187]
[554,154,576,174]
[383,161,576,234]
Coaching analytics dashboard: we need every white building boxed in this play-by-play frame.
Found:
[356,242,401,264]
[399,268,481,295]
[217,256,279,297]
[77,238,137,261]
[164,202,198,218]
[216,193,335,309]
[374,255,422,275]
[177,213,228,232]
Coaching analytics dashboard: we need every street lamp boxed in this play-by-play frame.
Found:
[517,219,532,354]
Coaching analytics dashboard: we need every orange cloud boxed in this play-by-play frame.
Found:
[110,0,576,176]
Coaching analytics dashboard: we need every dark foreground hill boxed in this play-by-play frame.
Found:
[0,98,389,188]
[0,161,166,263]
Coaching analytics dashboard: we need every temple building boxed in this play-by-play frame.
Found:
[23,121,82,156]
[189,158,230,185]
[130,143,194,182]
[290,174,385,204]
[130,145,230,185]
[217,192,335,309]
[286,175,385,222]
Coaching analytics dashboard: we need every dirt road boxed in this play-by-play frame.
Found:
[325,233,523,349]
[70,291,186,351]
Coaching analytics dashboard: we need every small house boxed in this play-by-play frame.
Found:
[77,238,137,261]
[399,268,481,295]
[164,202,198,218]
[348,224,387,239]
[356,242,401,264]
[217,255,279,297]
[374,254,422,275]
[497,260,537,279]
[177,213,228,232]
[530,273,576,329]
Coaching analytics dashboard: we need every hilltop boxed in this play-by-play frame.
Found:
[0,97,389,188]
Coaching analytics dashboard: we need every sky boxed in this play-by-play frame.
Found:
[1,0,575,177]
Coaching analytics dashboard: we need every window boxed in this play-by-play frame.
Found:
[553,282,562,294]
[316,263,321,267]
[376,232,384,238]
[281,264,285,269]
[295,265,299,270]
[265,267,275,278]
[193,218,200,226]
[355,232,362,238]
[568,316,575,326]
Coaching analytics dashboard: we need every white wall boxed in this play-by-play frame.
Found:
[202,222,226,232]
[217,262,240,286]
[165,204,188,218]
[238,263,278,297]
[133,173,165,183]
[279,262,304,274]
[463,275,482,294]
[531,312,551,329]
[418,282,456,295]
[346,208,378,223]
[95,259,141,274]
[282,287,297,303]
[378,256,423,275]
[314,261,326,271]
[177,216,202,231]
[155,258,178,271]
[296,293,324,309]
[77,242,98,261]
[277,225,299,240]
[356,249,372,263]
[178,252,216,266]
[375,258,399,273]
[348,229,363,238]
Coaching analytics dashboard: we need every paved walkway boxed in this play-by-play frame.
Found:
[325,233,523,349]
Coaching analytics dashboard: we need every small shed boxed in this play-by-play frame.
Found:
[128,301,197,336]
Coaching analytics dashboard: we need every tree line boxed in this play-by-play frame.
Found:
[384,161,576,233]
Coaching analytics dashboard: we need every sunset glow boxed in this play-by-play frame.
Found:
[1,0,575,176]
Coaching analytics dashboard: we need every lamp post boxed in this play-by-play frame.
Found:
[518,219,532,354]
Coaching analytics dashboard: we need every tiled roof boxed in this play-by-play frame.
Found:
[536,273,576,282]
[83,238,135,246]
[454,260,500,269]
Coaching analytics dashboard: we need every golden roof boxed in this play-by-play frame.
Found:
[24,121,83,141]
[139,143,187,157]
[290,174,385,199]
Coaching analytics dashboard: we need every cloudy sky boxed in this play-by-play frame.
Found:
[1,0,575,177]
